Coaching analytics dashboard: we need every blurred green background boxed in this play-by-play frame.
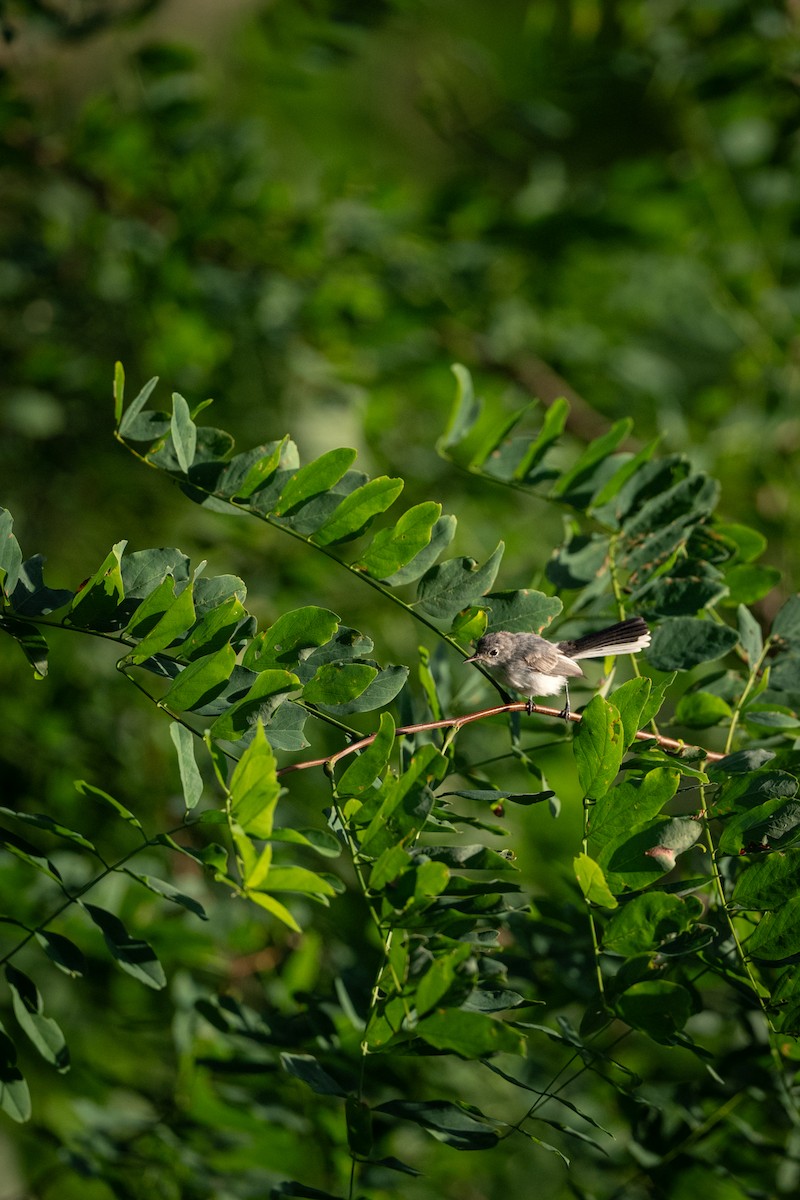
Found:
[2,1,799,1196]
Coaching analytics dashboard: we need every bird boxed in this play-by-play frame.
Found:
[464,616,651,719]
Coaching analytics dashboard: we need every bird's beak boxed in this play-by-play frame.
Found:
[463,653,479,663]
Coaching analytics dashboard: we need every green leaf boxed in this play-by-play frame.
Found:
[375,1098,499,1150]
[574,695,624,800]
[313,476,404,546]
[124,871,207,919]
[337,712,396,797]
[168,722,204,810]
[358,502,443,580]
[380,515,458,586]
[416,542,504,622]
[732,850,800,910]
[0,825,62,882]
[232,438,289,500]
[610,676,652,749]
[124,574,179,639]
[590,437,660,512]
[117,375,159,437]
[242,607,340,671]
[246,889,301,933]
[162,643,236,711]
[67,541,126,630]
[747,897,800,962]
[321,664,408,715]
[512,396,570,482]
[5,965,69,1072]
[721,563,781,607]
[675,691,733,729]
[416,1009,525,1057]
[302,662,377,706]
[207,669,299,742]
[483,589,562,634]
[646,617,738,671]
[82,904,166,990]
[589,769,680,862]
[181,595,246,660]
[259,866,338,896]
[228,723,281,838]
[415,944,473,1016]
[439,364,482,453]
[360,745,448,857]
[128,580,196,663]
[573,853,618,909]
[714,522,767,563]
[274,448,358,514]
[602,893,694,955]
[615,980,693,1040]
[772,594,800,644]
[171,392,197,473]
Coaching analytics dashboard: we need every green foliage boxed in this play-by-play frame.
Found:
[2,363,800,1199]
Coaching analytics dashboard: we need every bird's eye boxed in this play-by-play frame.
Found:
[489,648,499,658]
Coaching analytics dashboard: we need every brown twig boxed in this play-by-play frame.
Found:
[276,702,724,777]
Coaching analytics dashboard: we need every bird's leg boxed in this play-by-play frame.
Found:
[558,681,571,722]
[526,697,537,715]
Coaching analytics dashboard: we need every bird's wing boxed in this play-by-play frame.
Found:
[522,641,584,678]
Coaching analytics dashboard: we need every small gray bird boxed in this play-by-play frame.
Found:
[464,617,651,719]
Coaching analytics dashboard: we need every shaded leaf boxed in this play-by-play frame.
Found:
[82,904,166,990]
[646,618,738,671]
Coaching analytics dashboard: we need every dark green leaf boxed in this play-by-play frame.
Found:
[0,1021,31,1123]
[170,393,197,473]
[280,1052,345,1097]
[615,980,693,1040]
[646,617,738,671]
[66,542,126,630]
[34,931,86,978]
[0,618,49,678]
[550,419,633,499]
[83,903,167,990]
[512,396,570,482]
[125,871,207,919]
[0,508,23,597]
[128,581,196,663]
[483,589,562,634]
[346,1095,373,1156]
[748,897,800,962]
[732,851,800,910]
[207,669,299,742]
[0,808,94,851]
[162,644,236,711]
[5,965,69,1071]
[603,893,694,955]
[321,665,408,715]
[375,1099,499,1150]
[416,543,504,622]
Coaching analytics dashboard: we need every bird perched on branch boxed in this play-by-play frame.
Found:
[465,617,651,719]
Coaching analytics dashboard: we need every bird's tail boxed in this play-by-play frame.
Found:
[557,617,650,661]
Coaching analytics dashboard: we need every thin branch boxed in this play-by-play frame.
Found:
[277,701,724,777]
